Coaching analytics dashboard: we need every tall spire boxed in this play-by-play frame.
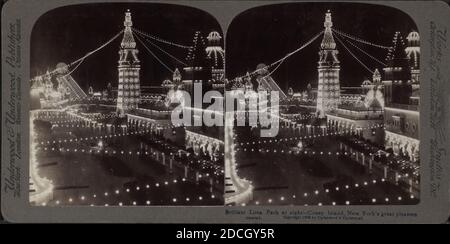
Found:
[321,10,336,50]
[173,68,181,83]
[117,10,140,117]
[386,31,407,64]
[121,9,136,49]
[186,31,209,66]
[316,10,340,118]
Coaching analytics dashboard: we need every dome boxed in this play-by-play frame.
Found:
[407,31,420,44]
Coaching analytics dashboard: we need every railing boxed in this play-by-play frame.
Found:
[133,108,172,120]
[328,108,384,120]
[339,141,420,198]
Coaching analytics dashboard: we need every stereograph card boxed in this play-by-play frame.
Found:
[1,0,449,223]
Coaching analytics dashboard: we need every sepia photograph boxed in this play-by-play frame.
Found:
[225,3,420,206]
[29,3,225,206]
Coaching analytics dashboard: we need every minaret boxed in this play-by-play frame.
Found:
[405,31,420,84]
[116,10,140,117]
[173,68,181,85]
[316,10,340,118]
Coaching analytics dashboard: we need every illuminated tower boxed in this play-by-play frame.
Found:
[316,10,340,118]
[117,10,140,117]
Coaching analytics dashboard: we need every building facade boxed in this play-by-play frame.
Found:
[326,70,385,144]
[383,31,420,162]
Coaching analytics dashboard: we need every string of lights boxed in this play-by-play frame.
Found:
[31,30,124,81]
[132,27,193,49]
[36,112,117,120]
[134,32,174,73]
[42,145,223,162]
[50,122,181,130]
[279,113,316,120]
[261,57,287,79]
[38,129,152,145]
[230,121,381,130]
[47,177,217,207]
[40,113,138,122]
[335,34,374,74]
[37,109,117,118]
[233,30,325,81]
[332,28,393,50]
[247,177,415,206]
[63,57,86,77]
[41,146,224,176]
[237,124,384,146]
[40,118,101,124]
[224,112,254,205]
[235,146,419,182]
[47,118,114,124]
[133,29,188,66]
[343,36,387,67]
[236,147,374,157]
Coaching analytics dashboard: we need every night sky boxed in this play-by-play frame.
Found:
[31,2,418,94]
[226,2,418,92]
[31,3,222,91]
